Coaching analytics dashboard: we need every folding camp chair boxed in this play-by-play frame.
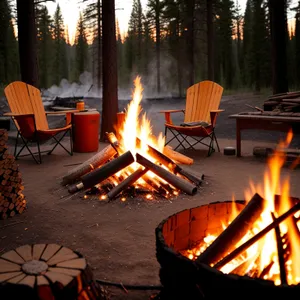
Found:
[160,81,224,156]
[4,81,77,164]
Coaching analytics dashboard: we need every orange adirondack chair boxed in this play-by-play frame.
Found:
[160,81,224,156]
[4,81,76,164]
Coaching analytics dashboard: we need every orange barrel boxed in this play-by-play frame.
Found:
[72,111,100,152]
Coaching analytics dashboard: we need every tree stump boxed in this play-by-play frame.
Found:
[0,243,109,299]
[0,129,27,220]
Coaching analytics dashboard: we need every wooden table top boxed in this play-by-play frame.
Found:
[229,112,300,122]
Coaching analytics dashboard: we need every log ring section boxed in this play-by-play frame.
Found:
[0,243,109,299]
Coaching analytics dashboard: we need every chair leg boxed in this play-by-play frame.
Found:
[36,136,42,164]
[48,130,73,156]
[16,134,41,164]
[213,131,220,152]
[69,127,73,156]
[14,131,20,158]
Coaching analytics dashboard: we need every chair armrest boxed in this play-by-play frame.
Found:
[3,112,34,117]
[210,110,224,127]
[159,109,185,113]
[210,109,224,113]
[45,110,79,115]
[159,109,185,125]
[46,110,79,126]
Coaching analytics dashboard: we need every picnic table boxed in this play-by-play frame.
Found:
[229,112,300,156]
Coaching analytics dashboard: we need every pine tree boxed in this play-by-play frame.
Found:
[215,0,235,89]
[128,0,144,74]
[83,0,102,89]
[74,13,88,80]
[146,0,164,94]
[0,0,19,84]
[294,1,300,86]
[36,5,53,88]
[52,4,68,85]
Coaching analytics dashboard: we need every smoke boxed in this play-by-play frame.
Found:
[44,71,98,98]
[141,54,177,99]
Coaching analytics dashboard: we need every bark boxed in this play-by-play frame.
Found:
[97,0,102,90]
[155,0,161,94]
[207,0,214,81]
[101,0,119,141]
[268,0,289,94]
[16,0,39,87]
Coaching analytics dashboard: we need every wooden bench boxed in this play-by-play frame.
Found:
[229,112,300,156]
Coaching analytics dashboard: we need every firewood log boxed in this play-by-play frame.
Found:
[0,244,109,299]
[163,146,194,165]
[62,145,117,185]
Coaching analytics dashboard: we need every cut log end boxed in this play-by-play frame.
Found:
[0,243,109,299]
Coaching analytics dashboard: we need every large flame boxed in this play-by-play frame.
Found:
[118,76,165,161]
[183,130,300,285]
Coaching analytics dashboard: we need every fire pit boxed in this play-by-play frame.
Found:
[155,131,300,299]
[62,76,203,201]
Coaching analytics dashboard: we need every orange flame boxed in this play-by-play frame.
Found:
[184,129,300,285]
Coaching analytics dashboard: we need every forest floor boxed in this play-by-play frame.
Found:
[1,93,300,299]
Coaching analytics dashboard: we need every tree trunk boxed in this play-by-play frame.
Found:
[97,0,102,90]
[100,0,118,141]
[207,0,214,81]
[155,0,161,95]
[16,0,39,87]
[176,21,183,97]
[186,0,195,86]
[269,0,288,94]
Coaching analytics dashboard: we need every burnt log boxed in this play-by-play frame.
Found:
[214,201,300,269]
[62,145,117,185]
[68,151,134,194]
[107,167,149,200]
[136,153,197,195]
[196,193,266,266]
[271,212,287,285]
[137,138,202,186]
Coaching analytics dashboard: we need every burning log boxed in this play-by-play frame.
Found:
[137,138,203,186]
[258,261,274,279]
[68,151,135,194]
[0,244,109,299]
[136,153,197,195]
[61,145,117,185]
[107,167,149,200]
[271,212,288,285]
[213,201,300,270]
[196,193,266,266]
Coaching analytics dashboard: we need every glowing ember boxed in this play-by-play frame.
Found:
[182,130,300,286]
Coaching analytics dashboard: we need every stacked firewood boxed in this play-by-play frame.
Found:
[0,129,26,219]
[264,91,300,112]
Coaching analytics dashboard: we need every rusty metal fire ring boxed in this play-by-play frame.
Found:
[155,200,300,300]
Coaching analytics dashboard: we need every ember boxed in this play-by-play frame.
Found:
[181,130,300,286]
[62,76,203,200]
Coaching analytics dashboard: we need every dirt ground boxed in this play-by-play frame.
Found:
[1,94,300,299]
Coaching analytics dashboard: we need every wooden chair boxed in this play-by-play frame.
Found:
[160,81,224,156]
[4,81,77,164]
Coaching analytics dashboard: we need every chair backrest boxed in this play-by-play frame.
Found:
[184,81,224,124]
[4,81,49,131]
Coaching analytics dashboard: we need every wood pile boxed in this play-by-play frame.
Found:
[264,91,300,112]
[0,129,26,220]
[0,243,109,299]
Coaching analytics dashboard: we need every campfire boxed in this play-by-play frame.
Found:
[155,130,300,299]
[181,130,300,285]
[63,76,203,200]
